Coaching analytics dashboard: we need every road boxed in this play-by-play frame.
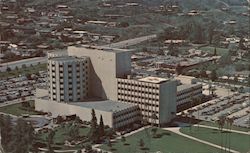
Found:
[101,34,157,48]
[0,57,47,72]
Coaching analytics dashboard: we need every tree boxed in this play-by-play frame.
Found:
[0,115,13,152]
[217,116,226,131]
[12,119,34,153]
[68,124,79,140]
[210,69,217,81]
[121,135,126,144]
[167,41,179,56]
[98,115,105,138]
[88,109,98,142]
[139,139,144,148]
[74,116,82,124]
[151,113,158,125]
[233,76,238,83]
[107,138,112,150]
[239,37,245,50]
[175,64,183,75]
[47,130,55,153]
[208,21,216,44]
[213,47,217,56]
[6,67,11,72]
[217,116,226,151]
[151,128,158,138]
[21,101,31,108]
[85,144,92,153]
[213,33,221,47]
[247,74,250,87]
[193,24,205,44]
[22,64,26,69]
[76,149,82,153]
[118,22,129,28]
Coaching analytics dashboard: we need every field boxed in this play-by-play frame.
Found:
[0,64,47,79]
[36,123,90,150]
[180,126,250,153]
[0,101,40,116]
[100,127,222,153]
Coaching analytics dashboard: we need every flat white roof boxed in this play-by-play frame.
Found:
[71,100,136,113]
[138,76,168,84]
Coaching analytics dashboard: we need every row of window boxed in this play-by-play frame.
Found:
[114,107,140,119]
[118,98,159,108]
[113,114,140,124]
[177,90,202,97]
[118,81,159,89]
[118,88,159,95]
[118,93,159,100]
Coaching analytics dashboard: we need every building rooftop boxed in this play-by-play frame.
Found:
[138,76,168,84]
[71,100,136,113]
[49,56,87,62]
[71,45,134,53]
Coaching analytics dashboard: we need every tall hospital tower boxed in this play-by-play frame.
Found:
[35,46,177,128]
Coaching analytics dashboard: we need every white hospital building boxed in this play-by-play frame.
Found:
[35,46,177,128]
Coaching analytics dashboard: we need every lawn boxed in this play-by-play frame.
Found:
[0,64,47,79]
[100,127,222,153]
[0,101,40,116]
[38,124,90,144]
[180,126,250,153]
[199,46,229,56]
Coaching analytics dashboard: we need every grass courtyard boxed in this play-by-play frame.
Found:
[180,126,250,153]
[199,46,229,56]
[100,127,222,153]
[0,63,47,79]
[0,101,40,116]
[36,123,91,150]
[38,124,90,144]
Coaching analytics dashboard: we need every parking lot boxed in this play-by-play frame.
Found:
[186,93,250,128]
[0,71,47,103]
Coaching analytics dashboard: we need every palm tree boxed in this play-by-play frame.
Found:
[217,116,226,152]
[226,118,234,153]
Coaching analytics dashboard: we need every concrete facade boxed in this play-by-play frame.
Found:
[35,46,178,129]
[117,77,177,126]
[48,56,89,102]
[68,46,131,100]
[35,96,140,129]
[177,84,203,106]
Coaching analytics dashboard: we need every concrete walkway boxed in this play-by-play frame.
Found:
[164,127,240,153]
[193,124,250,135]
